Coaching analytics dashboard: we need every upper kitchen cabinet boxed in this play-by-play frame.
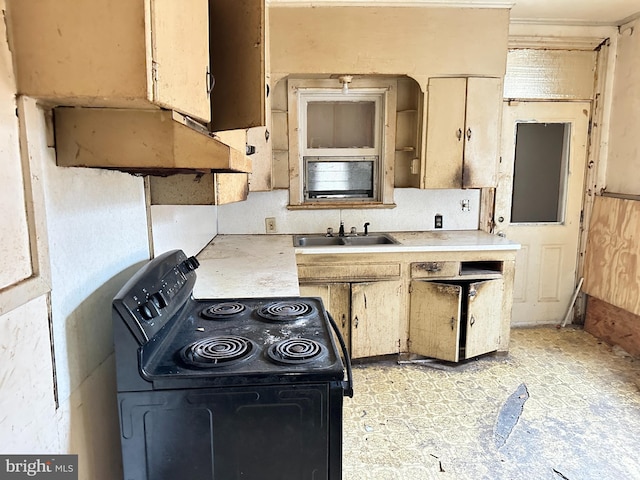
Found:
[209,0,266,132]
[7,0,266,173]
[423,77,502,189]
[6,0,211,123]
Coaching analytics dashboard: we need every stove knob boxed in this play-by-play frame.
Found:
[149,291,168,309]
[179,256,200,274]
[139,302,157,320]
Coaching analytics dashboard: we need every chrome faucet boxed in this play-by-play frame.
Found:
[338,221,345,237]
[364,222,370,236]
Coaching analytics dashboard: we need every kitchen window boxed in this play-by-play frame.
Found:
[287,78,397,208]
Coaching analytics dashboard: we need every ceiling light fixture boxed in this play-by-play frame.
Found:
[338,75,353,95]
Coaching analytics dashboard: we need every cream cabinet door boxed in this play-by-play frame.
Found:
[423,77,501,189]
[151,0,210,122]
[463,77,502,188]
[299,283,351,354]
[209,0,266,131]
[409,280,462,362]
[351,281,402,359]
[465,279,504,359]
[424,78,466,189]
[409,279,503,362]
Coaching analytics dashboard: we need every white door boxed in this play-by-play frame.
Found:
[495,102,590,326]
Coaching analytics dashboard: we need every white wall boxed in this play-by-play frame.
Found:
[217,188,480,234]
[0,7,150,477]
[0,102,150,479]
[606,17,640,195]
[150,205,218,257]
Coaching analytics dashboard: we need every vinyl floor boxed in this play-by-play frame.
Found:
[342,327,640,480]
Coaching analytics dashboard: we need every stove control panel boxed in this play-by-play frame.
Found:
[113,250,199,344]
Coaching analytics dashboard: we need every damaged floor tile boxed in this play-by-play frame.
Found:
[342,327,640,480]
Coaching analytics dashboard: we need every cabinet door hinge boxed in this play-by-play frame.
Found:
[151,61,159,99]
[152,62,159,82]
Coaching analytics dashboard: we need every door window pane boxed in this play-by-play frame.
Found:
[511,123,570,223]
[307,101,375,148]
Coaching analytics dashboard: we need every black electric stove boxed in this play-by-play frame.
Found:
[112,249,352,480]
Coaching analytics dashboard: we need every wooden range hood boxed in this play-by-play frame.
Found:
[54,108,252,174]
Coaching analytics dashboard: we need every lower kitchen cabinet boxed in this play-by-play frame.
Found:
[297,246,515,362]
[300,280,402,359]
[409,278,504,362]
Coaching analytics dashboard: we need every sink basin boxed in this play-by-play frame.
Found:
[344,235,398,245]
[294,236,345,246]
[294,233,399,247]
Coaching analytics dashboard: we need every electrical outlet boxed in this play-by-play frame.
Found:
[461,199,471,212]
[265,217,277,233]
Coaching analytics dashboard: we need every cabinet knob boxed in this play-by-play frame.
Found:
[456,128,462,141]
[354,316,359,328]
[341,314,346,328]
[450,317,455,330]
[466,128,472,141]
[470,315,476,326]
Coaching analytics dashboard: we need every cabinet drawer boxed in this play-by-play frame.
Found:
[410,261,460,278]
[298,263,401,282]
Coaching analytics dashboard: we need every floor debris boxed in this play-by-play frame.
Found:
[553,468,570,479]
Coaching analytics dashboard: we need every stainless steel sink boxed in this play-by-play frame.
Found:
[294,236,345,246]
[293,233,399,247]
[343,235,398,245]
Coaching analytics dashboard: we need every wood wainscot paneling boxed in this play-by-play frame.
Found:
[583,195,640,355]
[584,296,640,357]
[583,195,640,316]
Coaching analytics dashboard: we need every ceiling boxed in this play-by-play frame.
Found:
[509,0,639,26]
[267,0,640,26]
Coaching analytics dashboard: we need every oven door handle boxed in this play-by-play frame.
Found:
[327,312,354,398]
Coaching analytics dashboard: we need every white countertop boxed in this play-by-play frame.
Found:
[194,235,300,299]
[194,231,519,298]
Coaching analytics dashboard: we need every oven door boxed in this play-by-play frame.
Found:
[118,383,344,480]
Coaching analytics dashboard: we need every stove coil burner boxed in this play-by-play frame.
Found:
[181,335,255,368]
[257,301,314,322]
[200,302,246,320]
[268,338,326,365]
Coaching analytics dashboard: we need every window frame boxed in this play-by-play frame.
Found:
[287,78,397,209]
